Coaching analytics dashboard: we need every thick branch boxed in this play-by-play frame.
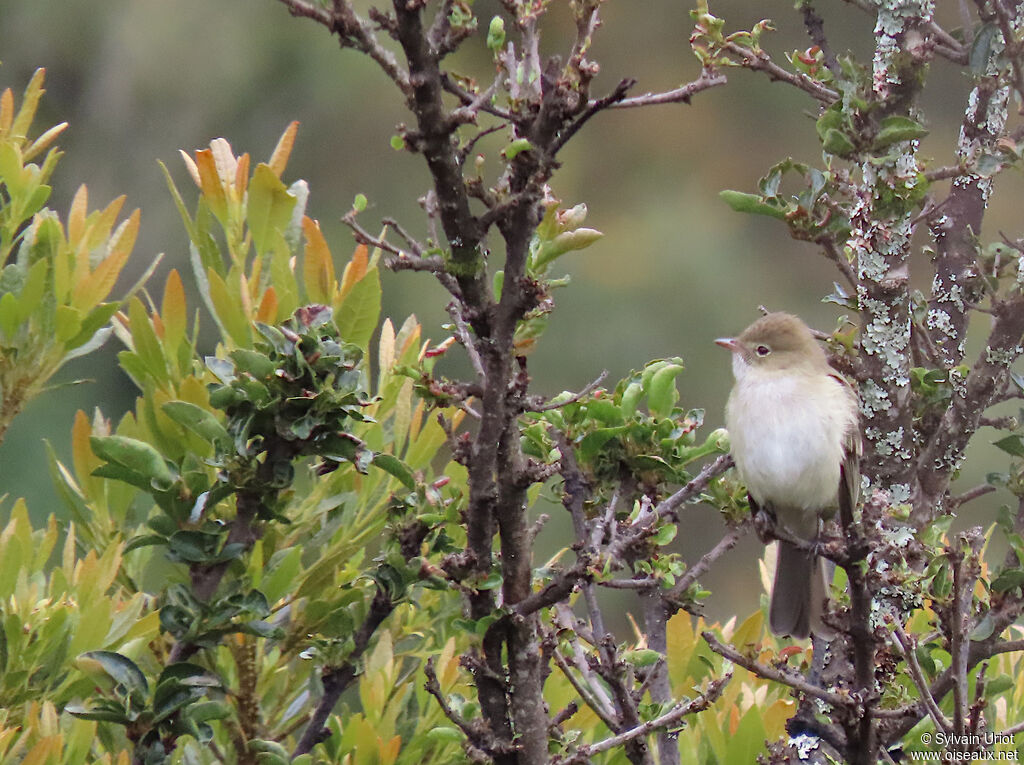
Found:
[292,588,396,757]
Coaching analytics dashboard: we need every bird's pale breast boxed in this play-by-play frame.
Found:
[725,369,855,535]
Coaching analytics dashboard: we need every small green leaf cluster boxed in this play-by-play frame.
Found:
[525,359,726,491]
[720,158,851,243]
[68,653,226,763]
[207,305,373,485]
[689,0,774,68]
[491,197,602,354]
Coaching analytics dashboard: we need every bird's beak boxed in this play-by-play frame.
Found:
[715,337,741,353]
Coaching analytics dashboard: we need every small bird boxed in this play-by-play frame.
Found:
[717,312,859,639]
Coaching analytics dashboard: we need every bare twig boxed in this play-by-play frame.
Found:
[276,0,412,96]
[610,70,728,109]
[667,523,750,600]
[293,588,396,757]
[888,619,953,733]
[550,78,636,157]
[527,370,608,412]
[557,675,731,762]
[702,631,850,708]
[948,483,996,509]
[447,300,486,385]
[653,454,734,520]
[723,42,838,103]
[381,216,425,257]
[800,2,840,78]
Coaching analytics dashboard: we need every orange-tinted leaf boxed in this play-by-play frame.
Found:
[71,409,100,498]
[11,68,45,140]
[256,286,279,323]
[268,120,299,178]
[194,149,228,222]
[24,121,67,162]
[161,269,187,350]
[87,195,127,251]
[302,216,335,304]
[68,185,88,248]
[238,271,254,319]
[71,209,140,309]
[234,152,251,194]
[0,88,13,134]
[340,244,368,299]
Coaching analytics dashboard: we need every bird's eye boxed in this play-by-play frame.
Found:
[755,345,771,357]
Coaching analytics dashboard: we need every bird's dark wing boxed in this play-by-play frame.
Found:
[830,371,861,519]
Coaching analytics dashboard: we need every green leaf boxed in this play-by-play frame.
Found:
[503,138,532,160]
[336,266,381,351]
[125,534,169,554]
[162,401,230,446]
[623,648,663,667]
[65,702,131,724]
[991,569,1024,593]
[372,453,416,490]
[230,348,277,379]
[206,268,251,346]
[247,163,297,256]
[822,128,856,157]
[188,700,231,723]
[653,523,678,546]
[970,23,999,74]
[426,726,464,744]
[77,650,149,699]
[91,435,177,491]
[647,363,684,419]
[167,529,224,563]
[718,190,788,220]
[993,435,1024,458]
[873,116,928,150]
[620,382,643,419]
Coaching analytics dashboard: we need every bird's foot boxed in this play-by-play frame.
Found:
[750,495,777,544]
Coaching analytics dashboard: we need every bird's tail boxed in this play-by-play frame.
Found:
[770,540,832,639]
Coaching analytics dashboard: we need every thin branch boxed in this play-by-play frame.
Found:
[441,72,515,122]
[948,483,996,510]
[550,78,636,156]
[527,370,608,412]
[653,454,734,520]
[817,235,857,287]
[559,675,731,762]
[423,658,511,758]
[703,631,850,707]
[447,300,486,385]
[722,42,839,103]
[277,0,412,96]
[551,646,619,730]
[925,165,968,182]
[888,619,953,733]
[292,588,396,757]
[988,638,1024,656]
[610,70,728,109]
[800,2,840,78]
[666,523,750,600]
[380,216,425,257]
[342,210,461,295]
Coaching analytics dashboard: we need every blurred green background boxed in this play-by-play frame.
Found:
[2,0,1021,621]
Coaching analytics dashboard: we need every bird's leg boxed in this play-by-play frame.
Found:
[749,494,777,545]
